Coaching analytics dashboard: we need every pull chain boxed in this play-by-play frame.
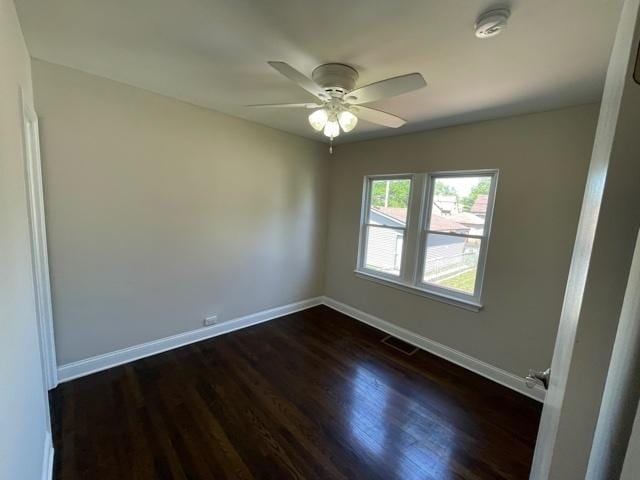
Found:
[329,137,333,155]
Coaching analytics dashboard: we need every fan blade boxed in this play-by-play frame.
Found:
[267,61,329,101]
[345,73,426,105]
[245,102,321,108]
[353,106,407,128]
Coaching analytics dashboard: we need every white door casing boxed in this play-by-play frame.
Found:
[21,91,58,390]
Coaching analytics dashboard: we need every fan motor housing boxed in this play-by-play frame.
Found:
[312,63,359,95]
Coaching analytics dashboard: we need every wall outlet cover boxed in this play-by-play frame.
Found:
[204,314,218,326]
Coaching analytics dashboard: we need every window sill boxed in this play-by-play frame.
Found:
[354,270,483,312]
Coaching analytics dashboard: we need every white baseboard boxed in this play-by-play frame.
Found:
[322,296,546,402]
[41,432,54,480]
[56,294,544,402]
[57,297,323,383]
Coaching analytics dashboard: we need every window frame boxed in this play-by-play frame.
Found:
[355,169,498,311]
[416,170,498,306]
[356,174,415,281]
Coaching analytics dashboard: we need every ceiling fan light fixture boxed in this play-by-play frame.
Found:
[308,109,328,131]
[338,110,358,132]
[252,62,426,150]
[323,119,340,138]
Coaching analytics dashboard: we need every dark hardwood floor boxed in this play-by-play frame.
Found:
[51,305,541,479]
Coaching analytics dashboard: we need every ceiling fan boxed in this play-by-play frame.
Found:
[247,62,426,147]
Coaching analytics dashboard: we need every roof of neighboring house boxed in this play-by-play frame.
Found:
[429,215,469,232]
[470,194,488,214]
[374,207,407,223]
[450,212,485,226]
[373,207,469,232]
[434,195,457,203]
[433,195,458,212]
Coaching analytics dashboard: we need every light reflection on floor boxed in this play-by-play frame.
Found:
[349,365,457,479]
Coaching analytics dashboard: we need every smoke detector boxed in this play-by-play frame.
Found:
[475,8,510,39]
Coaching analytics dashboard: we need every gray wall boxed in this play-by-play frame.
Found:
[32,60,329,365]
[324,104,599,377]
[0,1,51,479]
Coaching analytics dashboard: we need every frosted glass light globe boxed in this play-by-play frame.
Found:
[338,111,358,132]
[323,120,340,138]
[308,109,328,131]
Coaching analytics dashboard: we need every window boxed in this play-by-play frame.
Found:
[356,171,498,309]
[359,176,412,277]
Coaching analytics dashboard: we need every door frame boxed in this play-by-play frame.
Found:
[21,89,58,390]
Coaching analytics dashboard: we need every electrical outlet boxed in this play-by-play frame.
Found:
[203,314,218,326]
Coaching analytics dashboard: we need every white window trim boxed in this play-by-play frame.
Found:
[355,169,499,311]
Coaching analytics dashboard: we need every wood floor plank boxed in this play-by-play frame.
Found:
[271,312,535,476]
[51,306,541,479]
[199,341,350,480]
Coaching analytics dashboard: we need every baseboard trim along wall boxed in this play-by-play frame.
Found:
[41,432,54,480]
[322,297,546,402]
[57,295,545,402]
[57,297,324,382]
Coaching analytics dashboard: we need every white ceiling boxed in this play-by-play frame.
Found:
[16,0,623,143]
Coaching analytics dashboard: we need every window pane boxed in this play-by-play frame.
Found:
[369,179,411,227]
[423,233,481,295]
[364,226,404,276]
[428,176,492,235]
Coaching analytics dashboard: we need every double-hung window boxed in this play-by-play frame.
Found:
[356,170,498,310]
[359,176,412,278]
